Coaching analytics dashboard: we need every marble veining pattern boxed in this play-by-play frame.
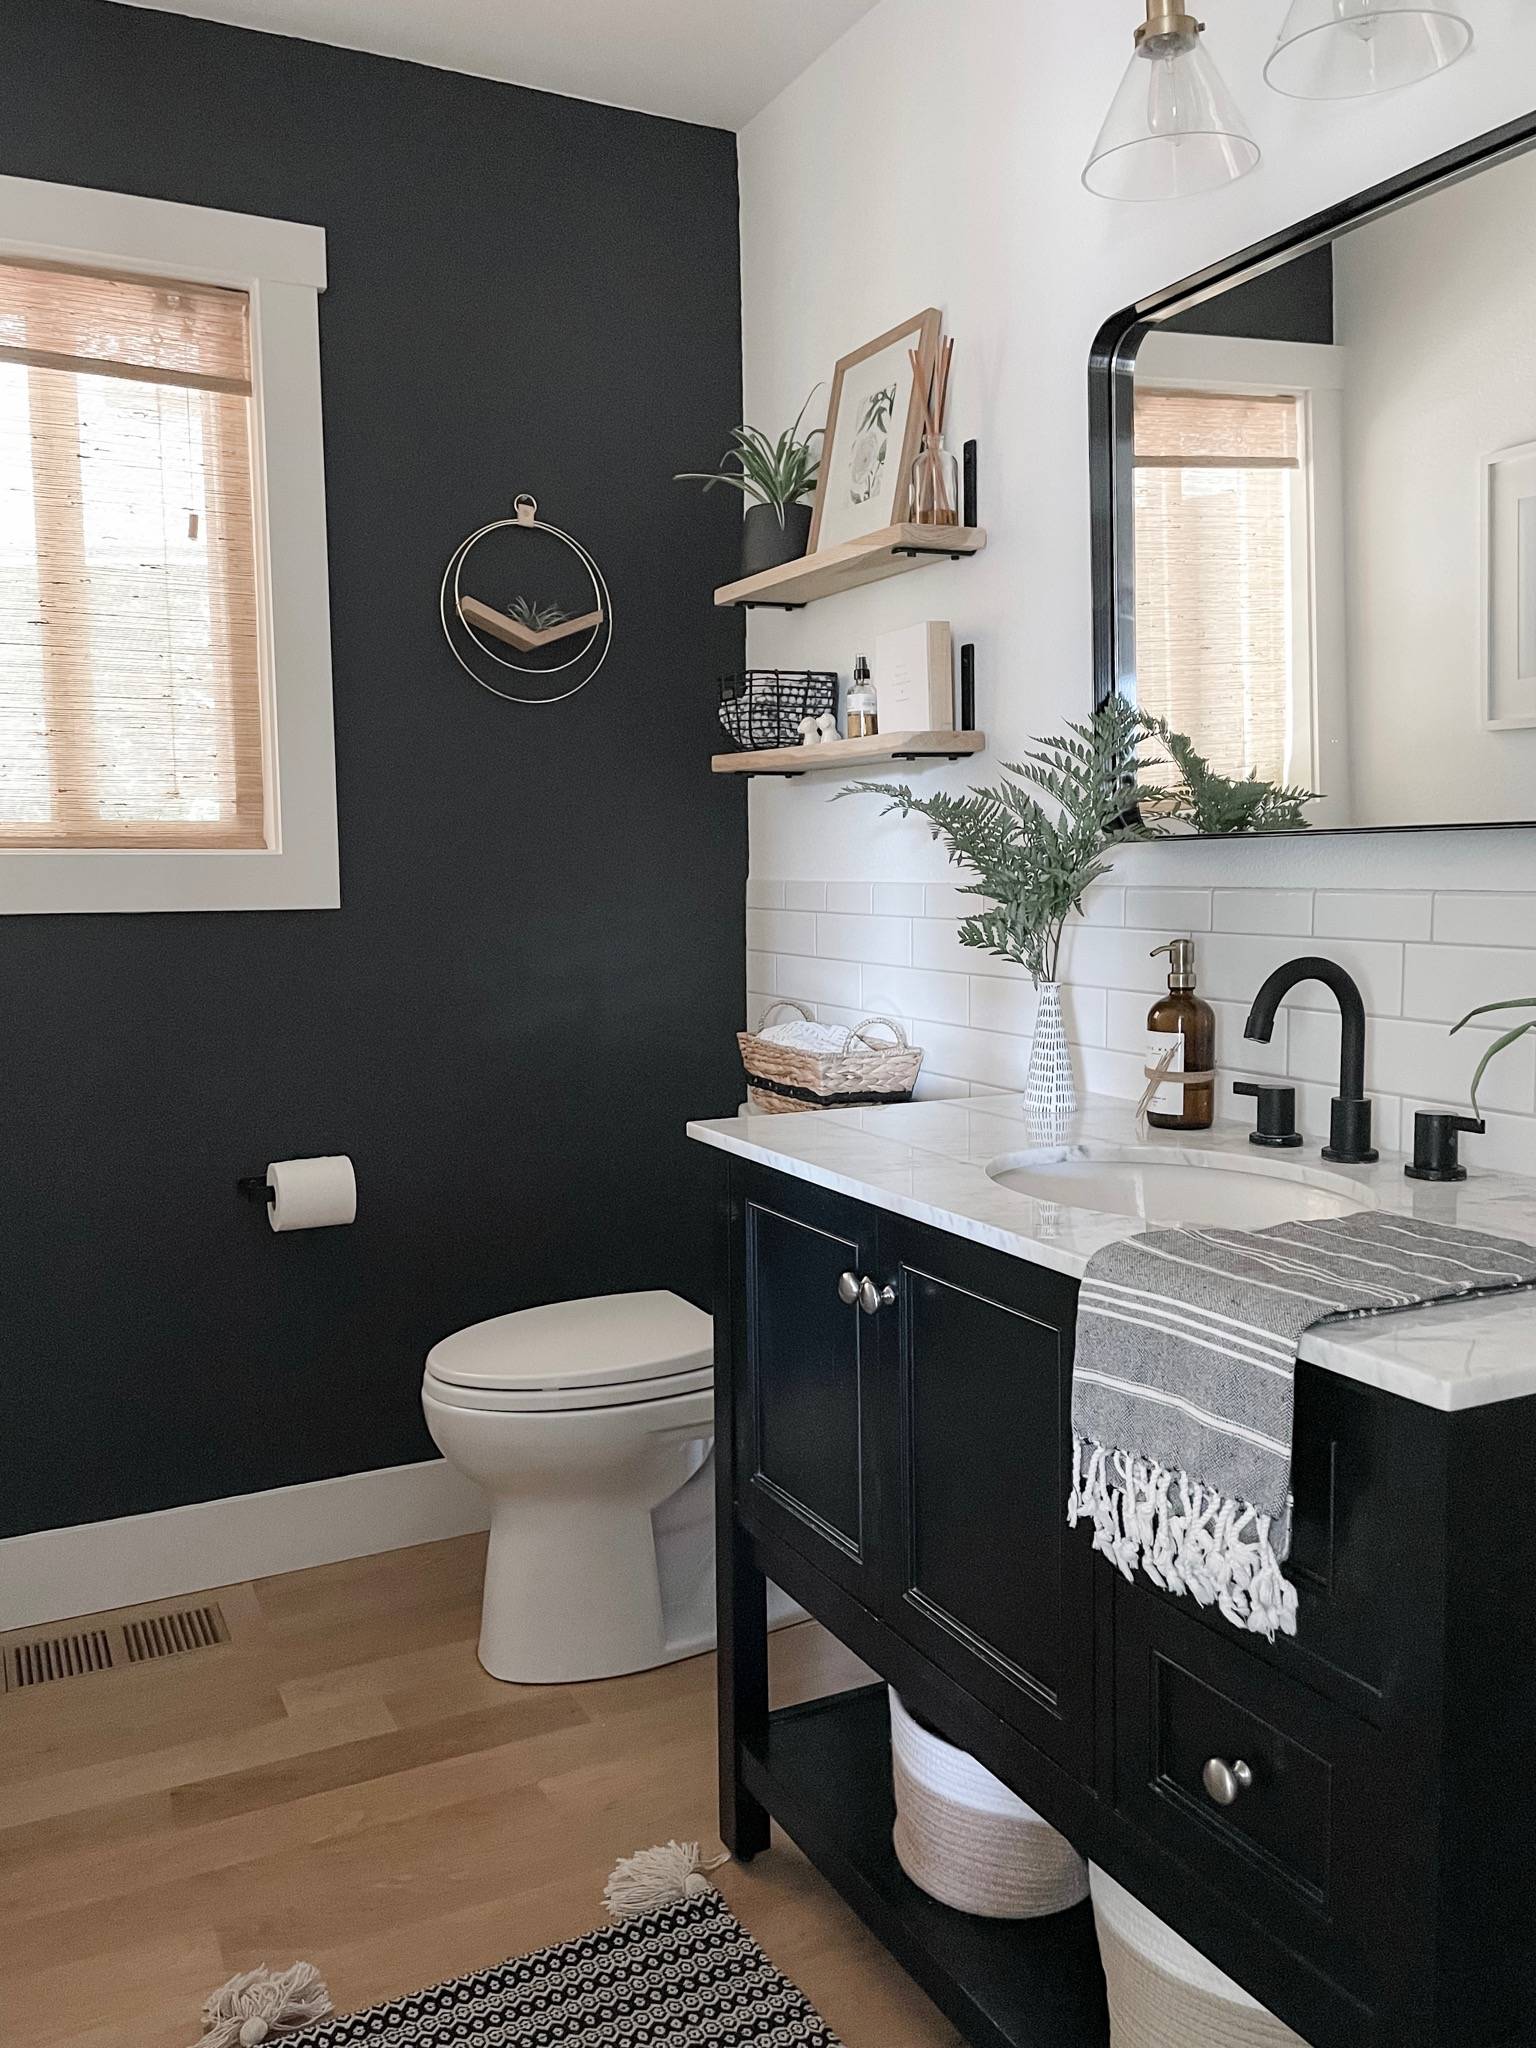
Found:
[687,1094,1536,1412]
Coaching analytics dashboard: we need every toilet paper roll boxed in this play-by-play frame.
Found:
[266,1155,357,1233]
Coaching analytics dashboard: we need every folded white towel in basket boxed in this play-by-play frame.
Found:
[757,1019,857,1053]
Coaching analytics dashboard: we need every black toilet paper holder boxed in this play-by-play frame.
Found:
[237,1175,276,1206]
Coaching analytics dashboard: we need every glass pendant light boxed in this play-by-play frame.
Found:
[1264,0,1472,100]
[1084,2,1260,202]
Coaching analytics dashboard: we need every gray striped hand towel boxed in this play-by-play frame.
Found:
[1067,1210,1536,1640]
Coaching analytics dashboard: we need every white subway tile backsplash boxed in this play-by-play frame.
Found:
[1123,887,1213,932]
[746,906,816,955]
[1404,943,1536,1024]
[783,880,828,912]
[913,918,1031,980]
[816,912,912,966]
[1199,931,1404,1017]
[861,962,971,1026]
[872,882,926,917]
[744,878,1535,1149]
[924,883,976,919]
[1212,889,1312,936]
[1430,894,1536,949]
[773,954,863,1010]
[1315,891,1432,942]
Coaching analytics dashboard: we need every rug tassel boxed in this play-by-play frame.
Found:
[195,1962,332,2048]
[603,1839,730,1919]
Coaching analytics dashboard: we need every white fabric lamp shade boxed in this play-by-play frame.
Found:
[1084,25,1260,202]
[1264,0,1472,99]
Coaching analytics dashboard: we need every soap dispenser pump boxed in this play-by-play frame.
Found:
[1145,938,1216,1132]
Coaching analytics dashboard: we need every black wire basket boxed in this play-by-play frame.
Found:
[718,670,837,752]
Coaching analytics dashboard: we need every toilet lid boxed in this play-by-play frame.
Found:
[425,1289,712,1393]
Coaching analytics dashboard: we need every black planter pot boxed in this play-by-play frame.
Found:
[741,501,812,578]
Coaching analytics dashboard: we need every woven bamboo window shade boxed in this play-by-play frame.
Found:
[1133,387,1301,790]
[0,258,266,848]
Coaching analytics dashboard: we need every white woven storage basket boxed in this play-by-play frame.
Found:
[888,1689,1088,1919]
[1090,1866,1310,2048]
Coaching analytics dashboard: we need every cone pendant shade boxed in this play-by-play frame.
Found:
[1084,10,1260,202]
[1264,0,1472,99]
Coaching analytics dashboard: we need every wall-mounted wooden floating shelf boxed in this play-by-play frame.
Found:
[712,730,986,778]
[715,524,987,611]
[460,596,604,651]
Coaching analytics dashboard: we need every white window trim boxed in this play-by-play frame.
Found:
[0,173,337,914]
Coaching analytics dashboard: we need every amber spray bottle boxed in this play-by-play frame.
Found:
[1145,938,1215,1132]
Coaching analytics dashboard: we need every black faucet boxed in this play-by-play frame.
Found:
[1243,956,1378,1165]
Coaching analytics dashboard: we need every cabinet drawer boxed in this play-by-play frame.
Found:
[1114,1582,1384,1978]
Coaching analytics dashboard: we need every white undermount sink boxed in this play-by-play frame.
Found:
[986,1142,1378,1230]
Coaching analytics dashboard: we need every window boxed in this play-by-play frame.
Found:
[0,174,334,914]
[1134,385,1310,788]
[0,260,265,848]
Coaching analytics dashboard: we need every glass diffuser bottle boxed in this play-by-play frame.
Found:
[910,435,960,527]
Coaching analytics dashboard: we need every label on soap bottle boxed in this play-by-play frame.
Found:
[1146,1028,1184,1114]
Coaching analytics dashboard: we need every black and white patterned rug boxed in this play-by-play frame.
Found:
[286,1895,843,2046]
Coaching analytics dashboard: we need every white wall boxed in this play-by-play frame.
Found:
[738,0,1536,1166]
[1336,143,1536,823]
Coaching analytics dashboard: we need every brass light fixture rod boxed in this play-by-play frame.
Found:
[1135,0,1203,53]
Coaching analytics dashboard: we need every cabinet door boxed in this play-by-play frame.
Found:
[877,1214,1093,1773]
[733,1163,884,1604]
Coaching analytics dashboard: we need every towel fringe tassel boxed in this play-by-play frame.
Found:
[1069,1434,1298,1641]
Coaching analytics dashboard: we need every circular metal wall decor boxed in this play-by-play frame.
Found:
[440,494,613,705]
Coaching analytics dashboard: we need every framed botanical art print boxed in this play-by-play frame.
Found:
[809,307,942,554]
[1483,439,1536,729]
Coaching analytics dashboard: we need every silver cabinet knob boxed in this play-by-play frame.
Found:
[858,1278,896,1316]
[837,1271,860,1305]
[1202,1757,1254,1807]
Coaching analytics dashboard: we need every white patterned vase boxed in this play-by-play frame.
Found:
[1025,981,1077,1141]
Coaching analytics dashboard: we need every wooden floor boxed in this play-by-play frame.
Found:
[0,1535,961,2048]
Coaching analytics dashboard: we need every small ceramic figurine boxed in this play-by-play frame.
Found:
[815,712,838,741]
[797,715,822,745]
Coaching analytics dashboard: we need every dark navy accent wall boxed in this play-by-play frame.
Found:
[0,0,746,1537]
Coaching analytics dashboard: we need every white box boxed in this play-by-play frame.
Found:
[875,621,953,730]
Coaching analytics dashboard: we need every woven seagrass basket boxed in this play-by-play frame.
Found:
[739,1000,923,1115]
[889,1689,1088,1919]
[1090,1866,1310,2048]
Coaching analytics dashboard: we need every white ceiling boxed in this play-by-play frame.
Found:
[110,0,882,129]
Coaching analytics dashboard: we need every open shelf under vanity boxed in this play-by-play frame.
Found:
[743,1686,1109,2048]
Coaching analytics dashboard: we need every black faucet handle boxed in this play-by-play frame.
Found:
[1405,1112,1485,1184]
[1233,1080,1302,1149]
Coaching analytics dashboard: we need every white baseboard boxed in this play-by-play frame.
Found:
[0,1459,492,1633]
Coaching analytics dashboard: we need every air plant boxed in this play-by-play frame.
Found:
[1451,997,1536,1117]
[505,597,569,631]
[675,389,823,525]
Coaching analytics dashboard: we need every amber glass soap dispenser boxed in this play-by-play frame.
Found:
[1145,938,1215,1131]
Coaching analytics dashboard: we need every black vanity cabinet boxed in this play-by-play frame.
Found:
[714,1152,1536,2048]
[734,1171,885,1603]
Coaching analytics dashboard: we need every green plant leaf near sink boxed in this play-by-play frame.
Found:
[842,696,1164,985]
[1451,997,1536,1117]
[674,388,823,524]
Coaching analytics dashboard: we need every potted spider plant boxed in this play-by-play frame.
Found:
[676,389,823,577]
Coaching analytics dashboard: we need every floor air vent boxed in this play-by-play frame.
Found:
[1,1600,231,1693]
[124,1602,229,1664]
[6,1627,115,1690]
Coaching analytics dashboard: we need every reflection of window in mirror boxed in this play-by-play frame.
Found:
[1132,332,1349,823]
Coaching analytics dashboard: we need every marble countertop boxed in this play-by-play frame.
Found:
[686,1093,1536,1412]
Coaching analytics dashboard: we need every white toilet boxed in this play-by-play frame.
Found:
[422,1290,718,1684]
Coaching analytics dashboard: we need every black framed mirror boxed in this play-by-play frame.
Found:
[1090,108,1536,837]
